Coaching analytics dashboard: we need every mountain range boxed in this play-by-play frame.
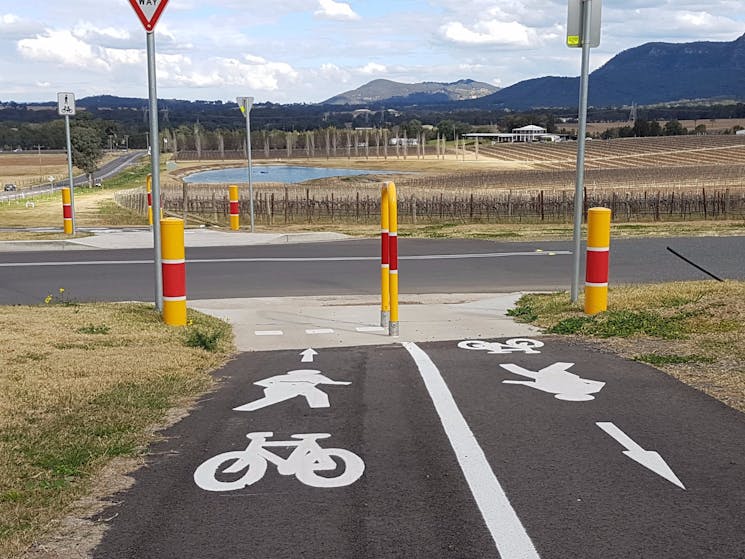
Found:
[5,34,745,119]
[323,79,499,105]
[324,33,745,110]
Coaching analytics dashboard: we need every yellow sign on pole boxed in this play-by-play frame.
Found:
[567,0,602,48]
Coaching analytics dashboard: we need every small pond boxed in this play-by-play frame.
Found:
[183,165,395,184]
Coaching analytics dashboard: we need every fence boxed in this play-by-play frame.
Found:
[115,185,745,225]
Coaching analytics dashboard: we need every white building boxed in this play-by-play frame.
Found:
[389,138,419,146]
[464,125,562,144]
[511,124,548,142]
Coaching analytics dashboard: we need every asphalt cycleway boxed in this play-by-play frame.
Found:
[91,337,745,559]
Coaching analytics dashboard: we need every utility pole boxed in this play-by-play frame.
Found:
[567,0,602,302]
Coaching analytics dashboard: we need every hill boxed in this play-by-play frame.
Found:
[472,33,745,110]
[323,79,499,105]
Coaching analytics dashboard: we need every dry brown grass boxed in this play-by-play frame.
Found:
[0,189,144,228]
[0,153,118,190]
[511,280,745,413]
[251,220,745,241]
[0,301,233,557]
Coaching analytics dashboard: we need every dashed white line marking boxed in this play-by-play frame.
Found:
[305,328,335,334]
[402,342,540,559]
[254,330,284,336]
[356,326,386,332]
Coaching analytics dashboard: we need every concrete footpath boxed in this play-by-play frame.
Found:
[0,227,539,348]
[0,226,348,251]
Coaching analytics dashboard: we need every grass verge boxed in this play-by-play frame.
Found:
[508,280,745,413]
[0,163,150,233]
[0,301,233,557]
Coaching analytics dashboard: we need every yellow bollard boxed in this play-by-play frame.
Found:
[229,185,240,230]
[380,185,390,328]
[161,218,187,326]
[388,182,399,337]
[584,207,611,315]
[61,187,73,235]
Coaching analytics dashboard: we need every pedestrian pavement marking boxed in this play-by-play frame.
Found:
[356,326,386,332]
[233,369,350,411]
[254,330,284,336]
[402,342,540,559]
[306,328,335,334]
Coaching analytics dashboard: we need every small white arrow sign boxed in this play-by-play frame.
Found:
[597,422,685,490]
[300,348,318,363]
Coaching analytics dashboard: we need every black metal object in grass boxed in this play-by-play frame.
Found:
[666,246,724,282]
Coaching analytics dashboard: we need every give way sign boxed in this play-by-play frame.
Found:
[129,0,169,32]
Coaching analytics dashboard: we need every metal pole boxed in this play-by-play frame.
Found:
[147,31,163,311]
[571,0,593,303]
[245,111,255,232]
[64,114,76,234]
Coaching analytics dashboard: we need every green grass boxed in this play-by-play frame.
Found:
[547,309,687,339]
[76,323,111,335]
[184,322,231,352]
[634,353,715,365]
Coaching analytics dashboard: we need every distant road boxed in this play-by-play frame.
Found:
[0,150,146,201]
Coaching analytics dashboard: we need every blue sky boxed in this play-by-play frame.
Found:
[1,1,744,104]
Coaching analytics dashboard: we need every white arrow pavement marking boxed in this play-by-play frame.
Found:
[596,422,685,490]
[403,342,540,559]
[300,348,318,363]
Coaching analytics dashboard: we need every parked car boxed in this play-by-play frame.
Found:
[3,183,17,191]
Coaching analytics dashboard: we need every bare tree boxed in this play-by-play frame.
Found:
[194,123,202,160]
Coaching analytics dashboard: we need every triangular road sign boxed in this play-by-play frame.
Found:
[129,0,169,32]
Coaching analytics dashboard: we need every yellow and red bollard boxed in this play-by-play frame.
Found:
[380,187,390,328]
[229,185,240,230]
[161,217,187,326]
[585,207,611,315]
[147,173,153,226]
[61,187,73,234]
[381,182,399,336]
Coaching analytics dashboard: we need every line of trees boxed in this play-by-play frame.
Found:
[597,118,731,139]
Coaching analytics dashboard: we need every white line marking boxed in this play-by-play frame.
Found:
[402,342,540,559]
[356,326,386,332]
[0,251,572,268]
[305,328,334,334]
[254,330,283,336]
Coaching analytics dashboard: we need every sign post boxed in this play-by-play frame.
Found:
[129,0,169,311]
[567,0,601,303]
[58,93,76,234]
[237,96,255,232]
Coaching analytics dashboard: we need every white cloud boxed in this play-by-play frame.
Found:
[440,20,541,47]
[358,62,387,75]
[159,55,298,91]
[18,29,110,70]
[315,0,360,21]
[72,21,130,41]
